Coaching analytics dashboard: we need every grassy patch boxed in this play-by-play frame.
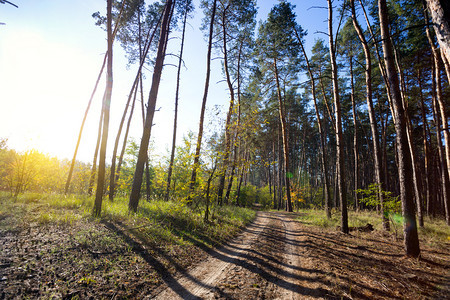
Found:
[0,191,256,250]
[295,208,450,245]
[418,217,450,247]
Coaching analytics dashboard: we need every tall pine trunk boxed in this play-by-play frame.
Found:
[378,0,420,257]
[65,3,125,194]
[165,1,189,201]
[296,28,331,219]
[417,65,431,220]
[93,0,113,217]
[425,0,450,193]
[128,0,174,212]
[274,58,293,212]
[328,0,348,233]
[88,99,104,196]
[355,0,390,230]
[217,6,236,205]
[426,0,450,79]
[115,81,139,186]
[392,45,424,228]
[188,0,217,203]
[65,55,106,195]
[349,55,359,211]
[225,41,244,203]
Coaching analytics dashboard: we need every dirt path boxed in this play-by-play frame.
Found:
[2,208,447,299]
[151,211,331,299]
[150,211,450,300]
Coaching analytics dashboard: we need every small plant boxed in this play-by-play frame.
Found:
[78,276,97,285]
[356,183,400,214]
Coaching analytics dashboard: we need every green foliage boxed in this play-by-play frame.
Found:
[257,1,301,60]
[356,183,401,213]
[238,185,257,207]
[236,184,272,208]
[0,140,91,196]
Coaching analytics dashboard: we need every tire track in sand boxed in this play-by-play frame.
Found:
[152,211,269,299]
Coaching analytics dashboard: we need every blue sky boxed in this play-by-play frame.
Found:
[0,0,329,162]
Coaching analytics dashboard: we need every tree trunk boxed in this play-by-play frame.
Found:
[128,0,174,212]
[350,0,389,231]
[66,55,106,195]
[318,69,336,132]
[418,66,431,221]
[378,0,420,256]
[88,99,104,196]
[295,28,331,219]
[328,0,348,233]
[358,0,396,122]
[349,55,359,211]
[225,51,242,202]
[113,9,163,200]
[204,159,218,223]
[350,0,389,229]
[392,44,424,228]
[65,2,126,195]
[426,0,450,79]
[165,0,189,201]
[93,0,113,217]
[236,148,246,206]
[115,81,138,187]
[217,5,236,205]
[425,4,450,225]
[109,70,141,201]
[188,0,217,204]
[273,58,293,212]
[425,0,450,190]
[432,84,450,225]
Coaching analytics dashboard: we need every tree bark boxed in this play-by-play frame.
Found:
[109,70,141,201]
[128,0,174,212]
[432,94,450,225]
[110,8,163,201]
[418,65,431,221]
[188,0,217,204]
[349,55,359,211]
[93,0,113,217]
[115,80,139,187]
[88,96,104,196]
[426,0,450,79]
[424,3,450,225]
[274,58,293,212]
[425,1,450,190]
[392,44,424,228]
[350,0,391,227]
[295,28,331,219]
[225,40,244,203]
[66,55,106,195]
[216,4,236,205]
[328,0,348,233]
[165,0,189,201]
[378,0,420,257]
[65,2,125,194]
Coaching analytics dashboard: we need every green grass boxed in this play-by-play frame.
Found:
[296,208,450,245]
[0,191,256,249]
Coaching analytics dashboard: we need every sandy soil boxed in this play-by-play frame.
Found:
[1,210,449,299]
[150,211,450,299]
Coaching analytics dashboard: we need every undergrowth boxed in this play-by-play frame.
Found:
[296,208,450,246]
[0,191,256,249]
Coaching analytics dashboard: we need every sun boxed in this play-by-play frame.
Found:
[0,28,104,161]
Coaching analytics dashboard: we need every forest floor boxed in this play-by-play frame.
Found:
[1,200,449,299]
